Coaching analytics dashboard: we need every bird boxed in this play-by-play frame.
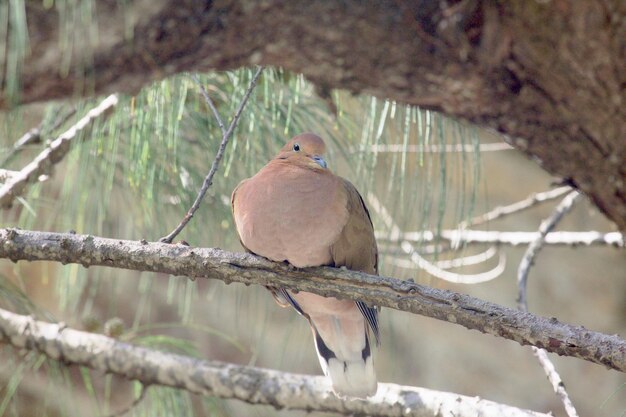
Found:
[231,132,380,398]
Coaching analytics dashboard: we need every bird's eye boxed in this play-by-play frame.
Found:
[293,143,300,152]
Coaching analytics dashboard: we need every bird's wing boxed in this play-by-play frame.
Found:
[330,179,380,345]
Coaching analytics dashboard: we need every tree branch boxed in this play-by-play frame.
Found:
[460,186,573,228]
[191,74,227,137]
[378,230,624,248]
[368,193,506,284]
[0,307,551,417]
[517,191,581,417]
[0,228,624,373]
[0,95,118,209]
[159,68,263,243]
[385,246,498,270]
[0,107,76,167]
[517,192,581,310]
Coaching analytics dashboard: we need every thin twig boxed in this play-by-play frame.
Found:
[531,349,578,414]
[1,127,40,164]
[517,190,581,417]
[0,307,553,417]
[1,228,625,372]
[517,191,581,309]
[0,107,77,167]
[0,96,118,209]
[401,241,506,284]
[433,246,498,269]
[368,193,506,284]
[377,230,624,247]
[159,67,264,243]
[461,186,572,228]
[386,246,498,270]
[191,74,227,137]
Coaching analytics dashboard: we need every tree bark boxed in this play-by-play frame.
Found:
[1,0,624,229]
[1,228,625,373]
[0,307,551,417]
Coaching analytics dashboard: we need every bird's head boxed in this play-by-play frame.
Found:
[276,133,328,170]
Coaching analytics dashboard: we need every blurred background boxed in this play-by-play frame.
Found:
[0,69,624,416]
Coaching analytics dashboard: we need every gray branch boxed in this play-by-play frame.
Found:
[517,191,582,417]
[0,228,624,373]
[0,307,551,417]
[378,230,624,248]
[159,68,263,243]
[368,193,505,284]
[0,107,76,167]
[517,192,582,309]
[461,186,573,228]
[0,95,118,209]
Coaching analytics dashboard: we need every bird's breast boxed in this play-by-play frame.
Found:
[234,163,349,267]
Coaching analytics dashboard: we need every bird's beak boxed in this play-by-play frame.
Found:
[311,155,328,169]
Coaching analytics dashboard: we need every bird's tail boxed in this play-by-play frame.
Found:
[312,323,377,398]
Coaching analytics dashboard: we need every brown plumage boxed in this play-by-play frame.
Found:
[231,133,379,398]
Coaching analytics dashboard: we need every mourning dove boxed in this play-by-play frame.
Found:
[231,133,380,398]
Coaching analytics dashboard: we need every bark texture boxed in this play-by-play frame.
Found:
[2,1,624,229]
[1,228,625,373]
[0,307,550,417]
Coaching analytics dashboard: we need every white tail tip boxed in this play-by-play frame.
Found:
[325,356,377,399]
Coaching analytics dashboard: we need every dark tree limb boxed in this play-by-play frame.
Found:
[0,228,624,373]
[2,1,624,229]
